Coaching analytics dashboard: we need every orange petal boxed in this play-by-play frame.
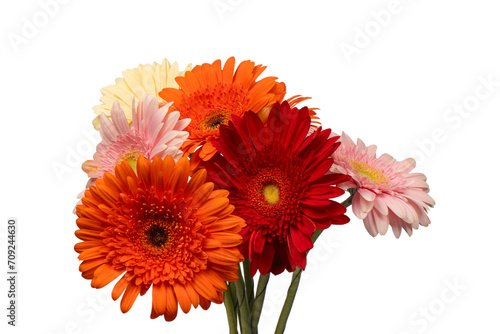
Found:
[120,282,141,313]
[170,157,190,194]
[164,285,178,321]
[207,189,229,200]
[79,257,106,273]
[190,182,214,207]
[202,238,222,249]
[152,281,167,316]
[197,197,229,218]
[184,283,200,308]
[209,233,242,247]
[78,247,104,261]
[199,295,211,310]
[203,270,227,291]
[191,272,218,300]
[74,240,103,253]
[234,60,256,87]
[91,265,124,289]
[222,57,236,84]
[76,218,104,231]
[207,248,241,266]
[198,141,217,160]
[184,168,207,198]
[206,215,244,233]
[136,156,152,186]
[173,283,191,313]
[112,274,131,301]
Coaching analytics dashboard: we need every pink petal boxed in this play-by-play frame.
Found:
[363,213,379,237]
[340,132,356,148]
[373,197,389,215]
[110,102,130,135]
[358,188,376,201]
[373,209,389,235]
[394,158,416,174]
[352,192,367,219]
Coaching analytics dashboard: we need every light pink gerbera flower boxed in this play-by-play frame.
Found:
[82,95,190,186]
[331,132,435,238]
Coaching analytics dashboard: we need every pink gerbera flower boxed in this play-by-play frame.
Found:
[331,132,435,237]
[82,95,190,186]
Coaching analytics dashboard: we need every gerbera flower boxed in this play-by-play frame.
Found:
[330,132,435,238]
[75,156,245,321]
[82,95,189,187]
[201,102,349,276]
[158,57,288,162]
[93,59,192,129]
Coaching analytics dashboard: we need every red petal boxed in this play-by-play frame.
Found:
[258,242,276,275]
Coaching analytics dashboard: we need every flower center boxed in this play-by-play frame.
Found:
[121,151,140,172]
[349,160,388,185]
[262,183,280,205]
[246,167,293,217]
[202,109,230,130]
[144,224,169,248]
[243,165,301,242]
[134,208,185,256]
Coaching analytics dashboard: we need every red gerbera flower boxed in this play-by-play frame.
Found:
[202,102,349,276]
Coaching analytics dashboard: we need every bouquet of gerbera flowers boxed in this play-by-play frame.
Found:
[74,57,435,333]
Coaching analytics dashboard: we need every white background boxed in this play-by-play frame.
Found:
[1,0,499,333]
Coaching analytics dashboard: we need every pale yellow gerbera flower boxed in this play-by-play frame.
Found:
[92,59,192,130]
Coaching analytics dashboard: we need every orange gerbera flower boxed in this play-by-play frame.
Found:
[159,57,287,162]
[74,156,245,321]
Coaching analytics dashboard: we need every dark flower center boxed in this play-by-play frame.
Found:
[145,225,169,248]
[202,110,230,130]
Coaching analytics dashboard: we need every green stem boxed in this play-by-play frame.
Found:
[229,281,238,319]
[342,190,355,207]
[243,259,255,312]
[251,273,270,334]
[224,286,239,334]
[274,195,354,334]
[235,266,252,334]
[274,268,302,334]
[229,282,242,333]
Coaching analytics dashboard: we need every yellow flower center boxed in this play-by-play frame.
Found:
[121,152,140,173]
[262,183,280,205]
[349,160,388,185]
